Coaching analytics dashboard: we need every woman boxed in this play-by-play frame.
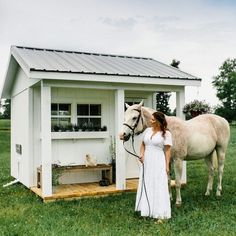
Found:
[135,111,172,221]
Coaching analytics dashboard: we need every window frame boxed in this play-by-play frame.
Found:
[51,103,72,127]
[77,103,102,130]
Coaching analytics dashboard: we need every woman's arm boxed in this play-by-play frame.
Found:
[165,145,171,174]
[139,141,145,163]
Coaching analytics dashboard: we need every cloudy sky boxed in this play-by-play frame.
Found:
[0,0,236,108]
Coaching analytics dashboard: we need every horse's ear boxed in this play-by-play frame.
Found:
[137,100,144,109]
[125,103,130,109]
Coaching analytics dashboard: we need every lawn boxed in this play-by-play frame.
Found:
[0,119,10,130]
[0,120,235,236]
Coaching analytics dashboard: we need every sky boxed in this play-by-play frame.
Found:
[0,0,236,109]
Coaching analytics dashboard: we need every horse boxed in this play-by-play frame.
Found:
[119,101,230,206]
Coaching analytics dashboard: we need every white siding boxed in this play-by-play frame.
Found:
[11,68,28,97]
[32,86,41,186]
[11,89,31,187]
[50,87,114,183]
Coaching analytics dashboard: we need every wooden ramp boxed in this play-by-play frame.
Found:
[31,179,138,202]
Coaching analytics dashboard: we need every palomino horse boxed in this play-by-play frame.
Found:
[120,101,230,206]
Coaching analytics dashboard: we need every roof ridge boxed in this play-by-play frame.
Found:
[12,45,153,61]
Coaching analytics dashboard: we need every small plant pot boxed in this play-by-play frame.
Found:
[101,126,107,131]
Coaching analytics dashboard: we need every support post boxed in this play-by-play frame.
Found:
[176,89,185,120]
[115,89,126,190]
[152,92,156,109]
[41,82,52,196]
[176,89,187,184]
[28,88,34,187]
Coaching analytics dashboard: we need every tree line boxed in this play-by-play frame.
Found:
[0,99,10,119]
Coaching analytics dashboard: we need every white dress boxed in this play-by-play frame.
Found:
[135,127,172,219]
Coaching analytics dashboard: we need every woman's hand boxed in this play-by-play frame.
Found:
[166,166,170,175]
[139,155,144,163]
[165,145,171,175]
[139,142,145,164]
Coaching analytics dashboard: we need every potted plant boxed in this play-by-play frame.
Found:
[183,100,211,118]
[65,124,73,132]
[52,164,63,186]
[82,122,88,131]
[73,124,79,132]
[52,125,60,132]
[101,125,107,131]
[87,121,94,131]
[109,136,116,183]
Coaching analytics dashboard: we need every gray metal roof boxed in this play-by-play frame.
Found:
[11,46,200,80]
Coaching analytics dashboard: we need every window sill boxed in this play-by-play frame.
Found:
[51,131,109,140]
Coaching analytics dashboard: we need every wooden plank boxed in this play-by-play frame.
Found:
[37,164,113,188]
[30,179,138,202]
[30,178,186,202]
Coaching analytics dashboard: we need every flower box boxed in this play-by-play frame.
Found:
[51,131,109,140]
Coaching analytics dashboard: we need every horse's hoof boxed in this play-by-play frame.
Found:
[155,219,164,224]
[216,191,221,197]
[205,191,210,196]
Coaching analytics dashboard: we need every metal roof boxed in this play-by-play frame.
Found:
[11,46,200,80]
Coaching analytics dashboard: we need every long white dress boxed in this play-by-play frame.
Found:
[135,127,172,219]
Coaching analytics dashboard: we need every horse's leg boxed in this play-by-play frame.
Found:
[204,152,215,196]
[174,158,183,206]
[216,147,226,196]
[168,173,173,201]
[168,159,173,201]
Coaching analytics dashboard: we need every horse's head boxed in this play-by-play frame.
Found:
[119,101,144,142]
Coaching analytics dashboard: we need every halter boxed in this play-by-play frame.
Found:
[123,108,144,135]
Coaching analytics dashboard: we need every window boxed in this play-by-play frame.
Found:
[77,104,101,130]
[51,103,71,127]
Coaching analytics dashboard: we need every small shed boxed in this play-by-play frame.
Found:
[1,46,201,200]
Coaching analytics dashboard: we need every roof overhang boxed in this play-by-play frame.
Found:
[29,71,201,87]
[0,55,19,99]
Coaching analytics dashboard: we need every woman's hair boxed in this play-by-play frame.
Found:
[152,111,167,137]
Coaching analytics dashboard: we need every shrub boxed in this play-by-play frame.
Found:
[183,100,211,118]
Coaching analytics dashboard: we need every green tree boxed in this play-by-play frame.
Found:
[212,58,236,122]
[0,99,11,119]
[156,59,180,115]
[156,92,171,114]
[170,59,180,68]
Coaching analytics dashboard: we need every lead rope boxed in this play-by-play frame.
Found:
[123,136,151,217]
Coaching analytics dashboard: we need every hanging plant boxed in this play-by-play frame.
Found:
[183,100,211,118]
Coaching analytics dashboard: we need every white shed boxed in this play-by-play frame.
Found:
[1,46,201,200]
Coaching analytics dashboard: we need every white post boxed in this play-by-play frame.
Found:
[28,88,34,187]
[115,89,126,190]
[176,88,187,184]
[176,89,185,120]
[41,82,52,196]
[152,92,156,109]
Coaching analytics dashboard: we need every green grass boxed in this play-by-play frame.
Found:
[0,119,10,130]
[0,120,236,236]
